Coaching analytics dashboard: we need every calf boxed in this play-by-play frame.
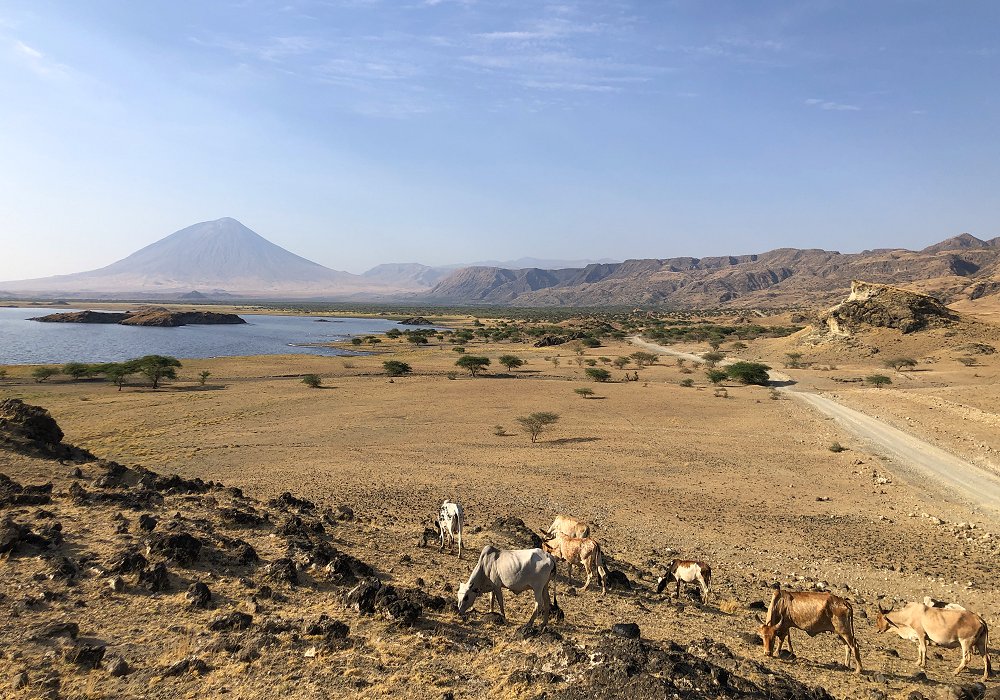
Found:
[758,585,862,673]
[434,499,463,559]
[876,602,990,681]
[656,559,711,604]
[539,530,608,594]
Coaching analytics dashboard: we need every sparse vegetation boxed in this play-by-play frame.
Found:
[105,363,133,391]
[629,351,657,368]
[679,378,694,387]
[134,355,182,389]
[498,355,524,371]
[884,357,917,371]
[574,387,595,399]
[302,374,322,388]
[515,411,560,443]
[957,356,977,367]
[829,442,846,453]
[452,346,465,353]
[198,370,211,386]
[493,424,506,436]
[706,369,727,385]
[702,351,725,368]
[62,362,93,380]
[613,356,631,369]
[784,352,803,369]
[865,374,892,388]
[32,367,58,383]
[383,360,412,377]
[456,355,490,377]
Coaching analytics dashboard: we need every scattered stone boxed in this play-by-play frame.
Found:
[334,505,354,521]
[108,549,147,575]
[218,507,266,526]
[137,514,158,532]
[65,643,106,670]
[108,576,126,593]
[160,656,209,678]
[0,473,53,507]
[138,562,170,592]
[263,558,298,586]
[147,532,202,566]
[106,656,130,677]
[0,516,53,554]
[186,582,212,608]
[611,623,641,640]
[12,670,29,690]
[208,611,253,632]
[268,492,316,513]
[39,621,79,639]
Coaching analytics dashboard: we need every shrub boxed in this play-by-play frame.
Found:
[385,328,401,339]
[729,342,748,350]
[598,356,611,365]
[453,346,465,353]
[302,374,322,388]
[0,368,7,381]
[498,355,524,371]
[581,337,601,348]
[585,368,611,382]
[679,378,694,387]
[884,357,917,371]
[769,389,782,400]
[515,412,559,443]
[32,367,58,383]
[105,363,133,391]
[957,356,977,367]
[866,374,892,388]
[198,370,211,386]
[493,425,506,436]
[133,355,181,389]
[62,362,92,380]
[702,351,725,368]
[574,387,595,399]
[446,371,458,380]
[351,337,363,346]
[613,357,631,369]
[629,351,657,367]
[456,355,490,377]
[383,360,412,377]
[706,369,727,385]
[829,442,846,453]
[784,352,803,369]
[725,362,771,386]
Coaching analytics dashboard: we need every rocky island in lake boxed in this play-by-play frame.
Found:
[29,307,246,327]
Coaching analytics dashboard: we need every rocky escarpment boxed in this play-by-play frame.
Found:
[817,280,959,335]
[30,307,246,327]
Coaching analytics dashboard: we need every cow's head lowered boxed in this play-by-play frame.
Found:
[456,582,480,614]
[874,604,895,634]
[757,587,784,656]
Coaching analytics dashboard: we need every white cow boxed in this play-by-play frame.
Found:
[434,499,464,559]
[457,545,560,630]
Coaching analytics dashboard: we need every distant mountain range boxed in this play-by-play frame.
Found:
[2,218,998,308]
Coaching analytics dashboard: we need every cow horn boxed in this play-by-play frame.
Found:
[538,529,554,541]
[754,613,764,624]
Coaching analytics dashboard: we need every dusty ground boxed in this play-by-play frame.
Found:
[1,324,998,699]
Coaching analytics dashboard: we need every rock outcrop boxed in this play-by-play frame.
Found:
[817,280,959,335]
[30,308,246,326]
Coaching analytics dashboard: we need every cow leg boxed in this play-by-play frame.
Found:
[916,636,927,669]
[581,560,593,591]
[955,639,970,676]
[784,630,794,655]
[495,589,506,620]
[675,578,682,600]
[439,529,445,553]
[457,533,462,560]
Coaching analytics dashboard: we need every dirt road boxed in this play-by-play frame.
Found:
[630,337,1000,517]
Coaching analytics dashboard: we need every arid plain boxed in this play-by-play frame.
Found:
[1,305,998,699]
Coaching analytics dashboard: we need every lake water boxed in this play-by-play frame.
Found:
[0,307,417,364]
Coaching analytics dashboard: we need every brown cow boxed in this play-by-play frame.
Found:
[758,585,863,674]
[546,515,590,539]
[539,530,608,594]
[876,602,991,681]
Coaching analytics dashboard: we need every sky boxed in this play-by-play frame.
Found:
[1,0,998,279]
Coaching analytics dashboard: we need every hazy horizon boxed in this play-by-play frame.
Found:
[2,1,998,280]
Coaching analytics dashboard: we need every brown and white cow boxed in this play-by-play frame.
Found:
[539,530,608,594]
[876,602,991,681]
[546,514,590,539]
[758,585,863,674]
[656,560,712,604]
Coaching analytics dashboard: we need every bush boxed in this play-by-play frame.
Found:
[702,351,725,368]
[613,357,631,369]
[105,363,133,391]
[493,425,506,436]
[351,337,363,346]
[198,370,211,386]
[453,346,465,353]
[32,367,58,383]
[62,362,92,380]
[574,387,595,399]
[498,355,524,372]
[585,367,611,382]
[446,371,458,380]
[725,362,771,386]
[302,374,322,388]
[866,374,892,388]
[581,337,601,348]
[456,355,490,377]
[829,442,846,453]
[383,360,412,377]
[784,352,803,369]
[629,351,657,367]
[679,378,694,387]
[706,369,727,385]
[515,412,559,443]
[133,355,181,389]
[884,357,917,371]
[957,356,977,367]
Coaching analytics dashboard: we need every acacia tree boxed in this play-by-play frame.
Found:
[725,361,771,386]
[585,367,611,382]
[383,360,412,377]
[498,355,524,372]
[629,351,657,368]
[702,351,726,368]
[456,355,490,377]
[706,369,727,385]
[105,363,134,391]
[134,355,181,389]
[866,374,892,388]
[516,412,559,443]
[32,367,58,383]
[884,358,917,372]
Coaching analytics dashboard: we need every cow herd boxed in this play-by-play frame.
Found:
[432,500,993,683]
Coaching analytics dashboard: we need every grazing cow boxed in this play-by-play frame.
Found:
[547,514,589,539]
[758,585,863,674]
[457,545,560,630]
[539,530,608,594]
[434,499,463,559]
[876,602,991,681]
[656,559,712,604]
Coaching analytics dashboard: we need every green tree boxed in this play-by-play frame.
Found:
[884,358,917,372]
[585,367,611,382]
[383,360,412,377]
[366,336,382,346]
[613,356,631,369]
[351,337,363,346]
[62,362,91,380]
[0,368,7,381]
[784,352,803,369]
[302,374,322,388]
[702,351,726,368]
[198,370,211,386]
[498,355,524,372]
[706,369,728,385]
[104,363,133,391]
[581,337,601,348]
[134,355,182,389]
[725,361,771,386]
[515,411,560,443]
[453,346,465,353]
[456,355,491,377]
[406,334,429,345]
[385,328,402,339]
[574,387,595,399]
[866,374,892,388]
[629,351,657,367]
[32,367,58,383]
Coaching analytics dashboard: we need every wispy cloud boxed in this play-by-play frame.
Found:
[8,38,70,79]
[804,98,860,111]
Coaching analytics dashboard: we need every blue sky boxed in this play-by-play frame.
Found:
[1,0,998,278]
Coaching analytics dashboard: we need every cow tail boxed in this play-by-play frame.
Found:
[976,620,991,674]
[595,542,609,583]
[549,556,563,621]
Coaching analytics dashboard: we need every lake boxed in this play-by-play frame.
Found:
[0,307,419,365]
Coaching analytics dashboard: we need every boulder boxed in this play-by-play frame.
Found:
[818,280,958,335]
